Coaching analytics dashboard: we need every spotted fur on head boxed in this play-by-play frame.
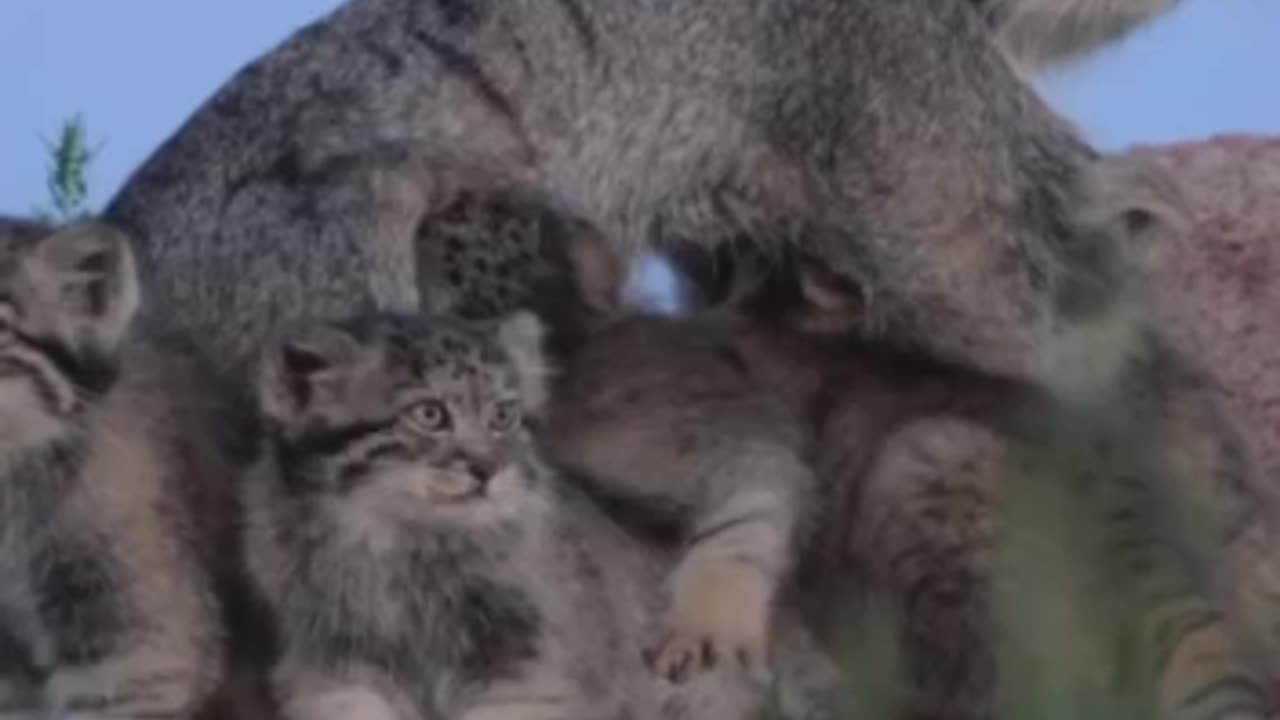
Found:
[414,191,617,360]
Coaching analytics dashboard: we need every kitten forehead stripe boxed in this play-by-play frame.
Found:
[2,343,78,414]
[284,418,398,461]
[15,329,119,398]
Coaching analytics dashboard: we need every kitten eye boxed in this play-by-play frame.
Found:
[488,399,521,434]
[405,399,451,432]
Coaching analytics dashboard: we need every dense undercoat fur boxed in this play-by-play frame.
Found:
[106,0,1170,392]
[243,310,842,720]
[0,221,242,720]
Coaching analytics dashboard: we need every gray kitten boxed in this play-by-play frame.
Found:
[0,220,243,720]
[243,310,842,720]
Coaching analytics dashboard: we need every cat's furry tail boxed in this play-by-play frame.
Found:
[980,0,1180,69]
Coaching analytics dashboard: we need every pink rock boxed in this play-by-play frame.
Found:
[1128,135,1280,499]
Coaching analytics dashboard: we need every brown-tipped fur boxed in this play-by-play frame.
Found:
[0,220,251,720]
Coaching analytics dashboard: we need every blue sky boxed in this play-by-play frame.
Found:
[1,0,1276,216]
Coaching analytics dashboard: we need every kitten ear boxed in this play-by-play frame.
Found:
[28,221,141,351]
[562,218,626,314]
[494,310,553,417]
[259,321,362,424]
[793,257,866,335]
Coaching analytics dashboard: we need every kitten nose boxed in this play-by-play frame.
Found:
[463,455,498,486]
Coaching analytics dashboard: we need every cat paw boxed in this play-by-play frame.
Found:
[643,559,772,684]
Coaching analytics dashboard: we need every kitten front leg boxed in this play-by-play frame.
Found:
[545,341,813,686]
[647,446,812,686]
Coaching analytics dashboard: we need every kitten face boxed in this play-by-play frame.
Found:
[260,311,552,529]
[0,221,138,451]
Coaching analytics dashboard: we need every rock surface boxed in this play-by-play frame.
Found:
[1129,134,1280,500]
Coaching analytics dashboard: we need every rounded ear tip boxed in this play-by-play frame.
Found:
[269,318,362,372]
[258,320,358,424]
[36,220,139,276]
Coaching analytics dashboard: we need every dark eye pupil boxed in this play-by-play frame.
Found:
[412,402,448,430]
[492,402,518,430]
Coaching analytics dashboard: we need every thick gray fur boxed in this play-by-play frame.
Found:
[105,0,1165,390]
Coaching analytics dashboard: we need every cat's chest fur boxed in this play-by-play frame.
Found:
[290,516,549,694]
[0,447,85,653]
